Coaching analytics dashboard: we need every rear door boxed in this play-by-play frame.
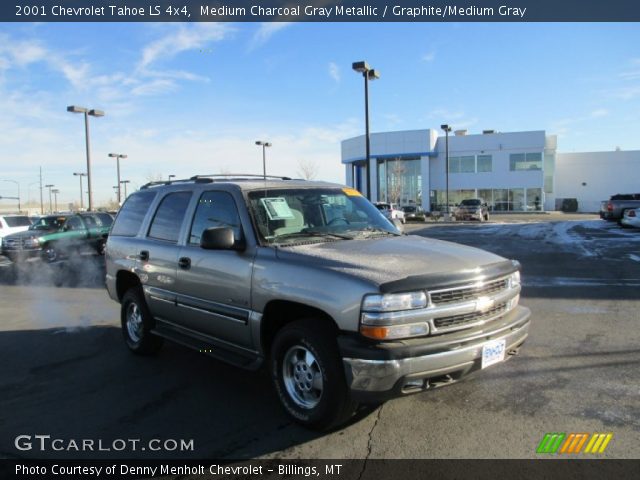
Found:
[174,190,255,348]
[139,191,192,324]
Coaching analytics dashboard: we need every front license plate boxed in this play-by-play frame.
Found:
[482,339,506,369]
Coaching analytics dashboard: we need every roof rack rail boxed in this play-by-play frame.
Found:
[139,174,296,190]
[190,174,293,181]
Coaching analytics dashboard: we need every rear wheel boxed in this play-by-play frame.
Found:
[271,319,357,430]
[121,288,163,355]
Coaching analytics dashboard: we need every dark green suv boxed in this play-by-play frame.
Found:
[2,213,112,263]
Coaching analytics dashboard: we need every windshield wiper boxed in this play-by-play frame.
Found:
[272,230,354,242]
[352,226,402,237]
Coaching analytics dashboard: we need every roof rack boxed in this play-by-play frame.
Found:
[140,174,295,190]
[190,174,293,181]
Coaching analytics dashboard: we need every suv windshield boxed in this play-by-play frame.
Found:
[29,216,66,231]
[248,188,398,245]
[460,199,482,206]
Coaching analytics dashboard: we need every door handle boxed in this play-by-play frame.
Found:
[139,250,149,261]
[178,257,191,269]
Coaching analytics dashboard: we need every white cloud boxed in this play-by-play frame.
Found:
[422,51,436,63]
[589,109,608,118]
[328,62,340,83]
[139,23,231,69]
[131,79,177,96]
[249,23,292,50]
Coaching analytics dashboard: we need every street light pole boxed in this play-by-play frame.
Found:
[67,106,105,212]
[73,172,87,211]
[168,174,176,181]
[45,184,54,213]
[120,180,130,199]
[52,189,60,213]
[440,124,452,218]
[0,179,20,213]
[108,153,127,204]
[255,141,272,179]
[352,61,380,201]
[39,166,44,214]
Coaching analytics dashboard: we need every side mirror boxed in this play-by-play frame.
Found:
[392,218,405,233]
[200,227,244,251]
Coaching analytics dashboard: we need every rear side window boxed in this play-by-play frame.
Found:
[111,191,157,237]
[148,192,192,243]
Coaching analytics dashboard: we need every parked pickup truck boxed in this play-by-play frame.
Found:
[106,175,531,430]
[2,213,112,263]
[602,193,640,223]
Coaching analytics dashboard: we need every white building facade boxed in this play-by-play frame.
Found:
[342,128,640,213]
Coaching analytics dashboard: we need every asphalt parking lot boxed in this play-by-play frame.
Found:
[1,214,639,460]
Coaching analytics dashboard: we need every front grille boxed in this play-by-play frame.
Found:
[429,278,508,305]
[2,237,24,250]
[434,302,508,329]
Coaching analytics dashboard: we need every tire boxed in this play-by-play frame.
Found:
[97,239,106,256]
[271,319,357,430]
[121,288,164,355]
[43,243,59,263]
[484,213,490,221]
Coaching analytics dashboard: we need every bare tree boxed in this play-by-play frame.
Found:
[297,159,319,180]
[146,172,164,182]
[387,160,406,205]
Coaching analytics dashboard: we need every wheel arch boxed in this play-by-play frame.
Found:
[260,300,339,356]
[116,270,142,302]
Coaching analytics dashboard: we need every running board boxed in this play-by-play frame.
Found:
[152,321,262,370]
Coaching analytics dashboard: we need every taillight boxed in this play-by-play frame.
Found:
[607,202,613,211]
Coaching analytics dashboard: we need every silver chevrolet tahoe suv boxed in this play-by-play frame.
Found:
[105,175,531,430]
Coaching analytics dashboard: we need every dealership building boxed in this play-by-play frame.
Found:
[341,128,640,213]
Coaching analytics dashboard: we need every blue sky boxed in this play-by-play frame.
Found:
[0,22,639,207]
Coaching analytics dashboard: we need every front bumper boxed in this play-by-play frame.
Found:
[340,305,530,402]
[2,248,42,262]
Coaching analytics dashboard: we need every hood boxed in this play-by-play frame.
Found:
[275,234,515,291]
[4,228,57,240]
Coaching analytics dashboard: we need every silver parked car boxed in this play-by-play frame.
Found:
[105,175,530,430]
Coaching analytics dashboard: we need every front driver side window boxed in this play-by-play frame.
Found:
[189,191,243,245]
[65,217,84,231]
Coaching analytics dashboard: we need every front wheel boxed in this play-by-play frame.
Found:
[43,244,59,263]
[271,319,357,430]
[121,288,163,355]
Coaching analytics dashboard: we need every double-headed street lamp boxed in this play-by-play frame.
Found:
[440,124,452,218]
[67,105,105,212]
[45,184,55,213]
[73,172,87,211]
[108,153,127,204]
[352,60,380,201]
[0,179,20,212]
[168,174,176,181]
[255,141,272,179]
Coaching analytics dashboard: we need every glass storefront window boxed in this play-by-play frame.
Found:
[380,157,421,205]
[493,189,509,211]
[509,188,525,211]
[526,188,543,211]
[477,189,493,208]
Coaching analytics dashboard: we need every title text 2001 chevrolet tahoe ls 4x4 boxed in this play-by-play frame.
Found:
[106,175,531,430]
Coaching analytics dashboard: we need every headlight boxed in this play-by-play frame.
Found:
[362,291,427,312]
[24,237,40,248]
[360,291,429,340]
[510,271,521,288]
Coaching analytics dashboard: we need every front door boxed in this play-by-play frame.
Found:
[175,190,254,349]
